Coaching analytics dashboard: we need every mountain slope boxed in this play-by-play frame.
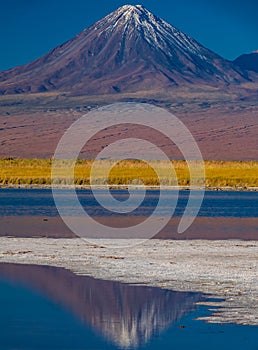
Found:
[234,51,258,73]
[0,4,250,95]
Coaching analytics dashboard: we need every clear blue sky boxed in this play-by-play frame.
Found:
[0,0,257,71]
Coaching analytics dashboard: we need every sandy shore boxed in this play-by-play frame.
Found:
[0,237,257,326]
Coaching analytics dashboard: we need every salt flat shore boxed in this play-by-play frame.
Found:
[0,237,257,326]
[1,184,258,191]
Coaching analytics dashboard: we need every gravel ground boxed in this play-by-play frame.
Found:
[0,237,257,325]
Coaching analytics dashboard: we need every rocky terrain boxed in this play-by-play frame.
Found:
[234,51,258,73]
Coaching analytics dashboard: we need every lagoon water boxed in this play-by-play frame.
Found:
[0,188,257,217]
[0,263,258,350]
[0,189,258,348]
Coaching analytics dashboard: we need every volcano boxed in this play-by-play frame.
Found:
[0,5,251,95]
[234,51,258,74]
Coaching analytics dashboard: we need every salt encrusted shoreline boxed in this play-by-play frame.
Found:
[1,184,258,191]
[0,237,257,326]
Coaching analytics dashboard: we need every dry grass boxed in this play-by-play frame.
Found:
[0,158,257,188]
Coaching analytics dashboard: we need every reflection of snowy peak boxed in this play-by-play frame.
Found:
[98,287,201,348]
[0,264,203,349]
[0,4,249,95]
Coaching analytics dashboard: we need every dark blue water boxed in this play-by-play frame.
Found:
[0,277,115,350]
[0,264,258,350]
[0,188,257,217]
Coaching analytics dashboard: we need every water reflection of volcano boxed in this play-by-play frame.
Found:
[0,263,203,349]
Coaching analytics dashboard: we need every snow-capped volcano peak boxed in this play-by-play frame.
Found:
[116,4,148,16]
[106,4,159,27]
[0,4,249,95]
[118,4,145,12]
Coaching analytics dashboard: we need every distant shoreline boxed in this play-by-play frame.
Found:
[1,184,258,192]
